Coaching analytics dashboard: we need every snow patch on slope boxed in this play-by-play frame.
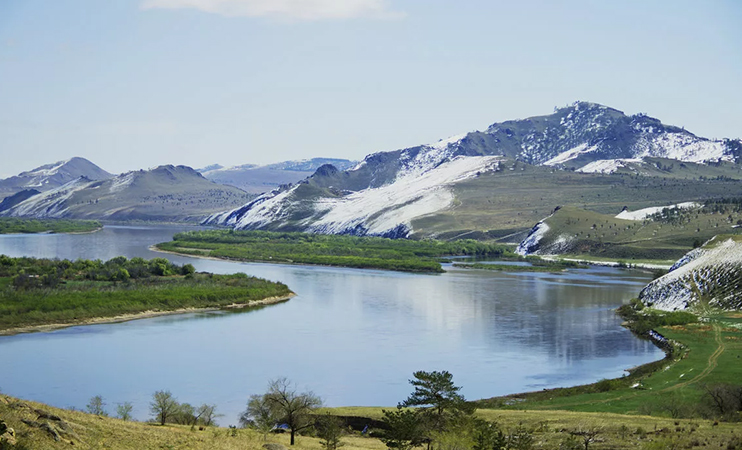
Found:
[634,133,731,163]
[516,222,550,256]
[306,155,500,236]
[109,172,136,193]
[639,237,742,311]
[4,177,92,218]
[204,185,301,230]
[577,158,642,174]
[616,202,701,221]
[543,143,598,166]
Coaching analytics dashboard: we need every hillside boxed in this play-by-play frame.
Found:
[201,158,357,194]
[0,165,253,222]
[0,157,112,201]
[204,102,742,238]
[638,235,742,311]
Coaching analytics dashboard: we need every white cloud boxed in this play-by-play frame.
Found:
[140,0,405,21]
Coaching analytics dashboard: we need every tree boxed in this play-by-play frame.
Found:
[181,264,196,276]
[86,395,107,416]
[568,425,602,450]
[150,390,179,425]
[240,394,277,440]
[400,371,473,432]
[473,420,507,450]
[197,404,219,427]
[380,408,427,450]
[704,383,742,419]
[316,413,345,450]
[246,377,322,445]
[116,402,133,421]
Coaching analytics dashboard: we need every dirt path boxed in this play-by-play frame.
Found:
[662,324,724,392]
[531,323,726,410]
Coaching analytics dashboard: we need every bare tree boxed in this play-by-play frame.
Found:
[197,404,220,427]
[246,377,322,445]
[569,425,602,450]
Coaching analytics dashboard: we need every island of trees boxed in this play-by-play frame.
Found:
[0,218,102,234]
[155,229,515,273]
[0,254,292,333]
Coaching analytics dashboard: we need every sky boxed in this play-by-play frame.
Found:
[1,0,741,177]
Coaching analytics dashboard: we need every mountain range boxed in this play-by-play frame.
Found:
[199,158,356,193]
[0,157,358,222]
[0,165,252,222]
[0,157,112,200]
[205,101,742,238]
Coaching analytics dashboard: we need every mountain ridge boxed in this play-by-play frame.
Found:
[0,165,253,222]
[0,157,112,201]
[200,157,357,193]
[205,102,742,238]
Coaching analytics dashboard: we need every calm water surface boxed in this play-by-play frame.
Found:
[0,226,662,424]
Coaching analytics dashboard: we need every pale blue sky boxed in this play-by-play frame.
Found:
[1,0,741,177]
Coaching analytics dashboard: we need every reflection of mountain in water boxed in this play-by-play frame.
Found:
[0,226,662,418]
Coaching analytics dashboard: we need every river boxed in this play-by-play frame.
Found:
[0,225,662,424]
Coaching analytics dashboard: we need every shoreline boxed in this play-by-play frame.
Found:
[0,293,295,337]
[540,254,673,270]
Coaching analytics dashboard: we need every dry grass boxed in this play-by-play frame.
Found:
[3,396,742,450]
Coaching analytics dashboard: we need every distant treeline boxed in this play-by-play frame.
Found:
[0,255,291,331]
[156,229,516,273]
[0,218,101,234]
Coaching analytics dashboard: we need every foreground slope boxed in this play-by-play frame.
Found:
[0,165,253,222]
[205,102,742,238]
[639,235,742,311]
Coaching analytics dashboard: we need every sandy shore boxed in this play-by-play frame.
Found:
[0,293,295,336]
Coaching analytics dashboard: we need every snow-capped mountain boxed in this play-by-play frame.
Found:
[200,158,356,194]
[205,102,742,237]
[0,157,112,200]
[0,165,252,222]
[639,236,742,311]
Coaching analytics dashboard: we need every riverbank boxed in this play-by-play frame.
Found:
[540,254,674,270]
[476,307,742,416]
[0,293,295,336]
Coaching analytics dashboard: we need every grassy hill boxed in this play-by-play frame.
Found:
[410,159,742,243]
[511,200,742,261]
[2,393,742,450]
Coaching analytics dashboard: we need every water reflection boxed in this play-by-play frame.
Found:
[0,226,662,424]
